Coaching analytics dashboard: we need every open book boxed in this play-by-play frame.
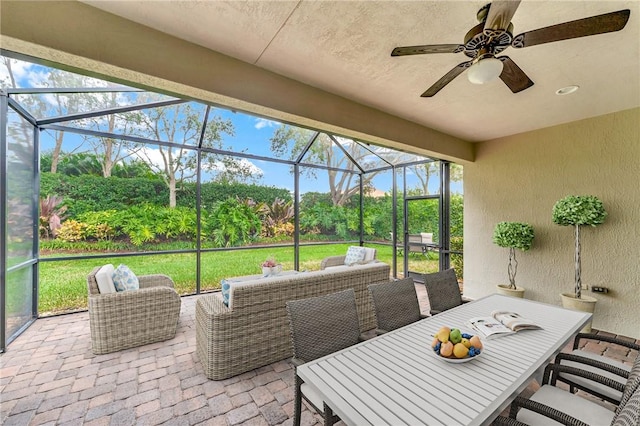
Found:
[467,311,542,339]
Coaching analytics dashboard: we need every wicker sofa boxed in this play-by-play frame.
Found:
[196,262,391,380]
[87,266,182,354]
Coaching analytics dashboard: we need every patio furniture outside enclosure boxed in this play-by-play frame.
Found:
[87,266,181,354]
[320,247,377,269]
[296,294,592,426]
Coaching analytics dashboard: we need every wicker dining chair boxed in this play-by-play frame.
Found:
[422,268,469,315]
[368,277,428,334]
[493,353,640,426]
[286,289,363,426]
[553,333,640,404]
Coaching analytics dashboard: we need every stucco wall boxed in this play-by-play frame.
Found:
[464,108,640,338]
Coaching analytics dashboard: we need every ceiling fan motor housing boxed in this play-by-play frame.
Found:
[463,22,513,59]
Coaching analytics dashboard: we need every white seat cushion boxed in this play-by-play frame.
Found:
[558,349,630,403]
[516,385,615,426]
[95,264,116,294]
[301,382,326,413]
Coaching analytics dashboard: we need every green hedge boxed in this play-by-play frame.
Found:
[41,173,291,217]
[41,173,167,217]
[178,181,291,208]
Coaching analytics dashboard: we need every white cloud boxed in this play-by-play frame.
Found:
[0,59,39,88]
[131,146,167,171]
[254,118,279,130]
[206,158,264,176]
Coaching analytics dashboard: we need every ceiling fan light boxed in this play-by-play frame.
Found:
[467,58,504,85]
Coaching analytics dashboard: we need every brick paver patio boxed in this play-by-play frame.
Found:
[1,289,638,425]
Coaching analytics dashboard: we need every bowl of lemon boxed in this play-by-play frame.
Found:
[431,326,483,363]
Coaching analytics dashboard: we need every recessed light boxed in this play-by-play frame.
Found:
[556,85,579,95]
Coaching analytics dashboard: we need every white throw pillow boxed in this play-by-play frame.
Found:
[112,264,140,292]
[95,264,116,294]
[362,248,376,262]
[344,246,366,266]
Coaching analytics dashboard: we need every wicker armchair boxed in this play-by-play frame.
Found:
[286,289,363,426]
[368,277,428,334]
[421,268,469,315]
[493,354,640,426]
[87,266,181,355]
[553,333,640,404]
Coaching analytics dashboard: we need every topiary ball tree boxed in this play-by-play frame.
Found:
[552,195,607,298]
[493,222,535,289]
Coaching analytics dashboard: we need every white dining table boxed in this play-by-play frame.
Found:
[296,293,592,426]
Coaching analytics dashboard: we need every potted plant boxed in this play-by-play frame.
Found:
[492,222,535,298]
[261,257,282,277]
[552,195,607,331]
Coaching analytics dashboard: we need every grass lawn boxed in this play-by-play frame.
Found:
[38,243,440,315]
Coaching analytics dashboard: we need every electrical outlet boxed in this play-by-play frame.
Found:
[591,286,609,293]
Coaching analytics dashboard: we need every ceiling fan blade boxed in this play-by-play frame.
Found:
[391,44,464,56]
[484,0,521,36]
[498,56,534,93]
[512,9,631,48]
[421,61,472,97]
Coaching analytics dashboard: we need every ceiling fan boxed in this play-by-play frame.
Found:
[391,1,630,97]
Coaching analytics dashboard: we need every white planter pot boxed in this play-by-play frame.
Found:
[496,284,525,298]
[262,265,282,277]
[560,293,597,333]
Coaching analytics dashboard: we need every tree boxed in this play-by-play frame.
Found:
[44,69,94,173]
[78,89,146,178]
[132,100,249,207]
[270,126,385,206]
[1,57,102,173]
[408,162,464,195]
[40,151,102,176]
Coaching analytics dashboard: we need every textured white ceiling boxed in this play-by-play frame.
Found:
[83,1,640,142]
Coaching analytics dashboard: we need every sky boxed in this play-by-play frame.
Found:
[3,55,462,196]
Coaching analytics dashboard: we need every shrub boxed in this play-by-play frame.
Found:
[552,195,607,226]
[40,173,168,217]
[180,181,291,208]
[492,222,534,251]
[450,236,464,281]
[56,220,88,242]
[39,195,67,239]
[77,210,119,240]
[260,198,294,237]
[206,197,262,247]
